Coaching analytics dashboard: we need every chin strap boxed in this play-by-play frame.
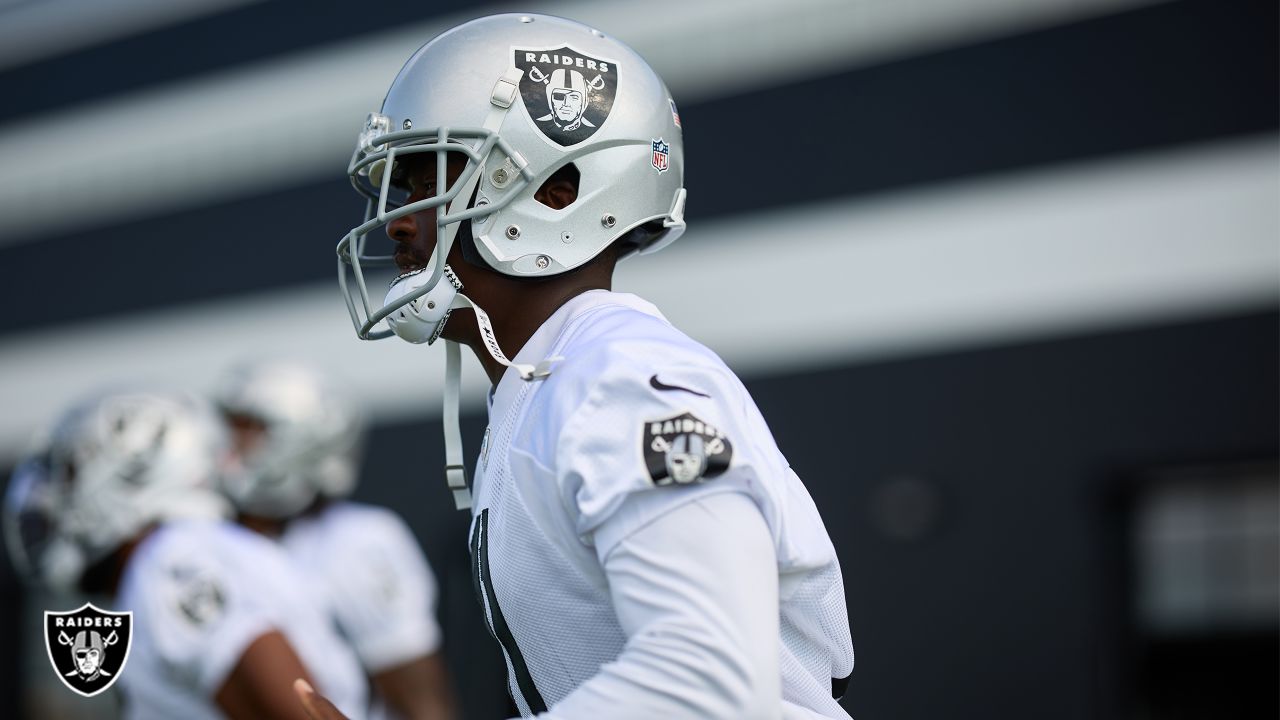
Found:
[441,293,563,511]
[443,340,471,510]
[423,66,558,511]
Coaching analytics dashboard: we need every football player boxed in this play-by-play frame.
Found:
[214,360,456,720]
[307,13,855,720]
[5,390,368,719]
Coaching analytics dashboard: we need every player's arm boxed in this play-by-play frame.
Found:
[293,492,782,720]
[216,629,318,720]
[327,511,456,719]
[545,490,782,719]
[371,652,457,720]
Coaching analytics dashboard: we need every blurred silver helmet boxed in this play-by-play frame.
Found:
[4,450,82,590]
[337,13,686,345]
[214,361,364,519]
[4,392,229,592]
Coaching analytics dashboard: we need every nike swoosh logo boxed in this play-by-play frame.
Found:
[649,375,710,398]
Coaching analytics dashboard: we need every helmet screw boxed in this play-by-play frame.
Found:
[561,231,573,243]
[493,168,509,184]
[535,255,550,269]
[426,300,436,310]
[402,119,413,130]
[505,225,521,239]
[601,213,617,229]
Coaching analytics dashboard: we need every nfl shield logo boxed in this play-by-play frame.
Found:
[651,138,670,173]
[44,603,133,697]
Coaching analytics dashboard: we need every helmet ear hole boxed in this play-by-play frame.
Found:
[534,163,580,210]
[615,219,667,256]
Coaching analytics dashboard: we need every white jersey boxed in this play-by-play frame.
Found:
[470,290,854,718]
[116,518,368,720]
[281,501,442,672]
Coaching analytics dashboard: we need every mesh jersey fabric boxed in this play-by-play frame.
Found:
[468,290,854,718]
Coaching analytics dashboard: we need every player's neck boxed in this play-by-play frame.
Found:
[466,280,611,386]
[238,513,287,538]
[98,527,154,597]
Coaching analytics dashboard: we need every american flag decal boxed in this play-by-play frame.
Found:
[651,138,670,173]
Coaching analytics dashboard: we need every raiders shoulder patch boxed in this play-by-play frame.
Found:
[168,564,226,628]
[515,45,618,147]
[642,412,733,486]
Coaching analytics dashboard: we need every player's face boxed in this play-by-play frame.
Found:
[386,152,469,275]
[223,412,266,464]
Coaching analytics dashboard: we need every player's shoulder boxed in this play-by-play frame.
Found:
[544,293,744,413]
[120,520,273,637]
[563,294,725,368]
[519,294,761,475]
[131,518,268,574]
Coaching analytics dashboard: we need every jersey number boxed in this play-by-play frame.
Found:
[470,508,548,714]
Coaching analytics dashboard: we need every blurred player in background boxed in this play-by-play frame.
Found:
[306,13,854,720]
[5,390,367,719]
[215,360,456,720]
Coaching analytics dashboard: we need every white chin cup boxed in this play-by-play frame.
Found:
[383,265,461,344]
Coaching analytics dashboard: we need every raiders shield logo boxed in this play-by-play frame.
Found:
[642,412,733,486]
[44,603,132,697]
[515,46,618,147]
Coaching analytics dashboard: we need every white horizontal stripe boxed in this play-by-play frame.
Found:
[0,0,1162,245]
[0,136,1272,461]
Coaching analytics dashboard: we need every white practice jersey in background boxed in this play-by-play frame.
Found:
[117,518,368,720]
[282,501,442,672]
[469,290,854,718]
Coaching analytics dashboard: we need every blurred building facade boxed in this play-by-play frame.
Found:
[0,1,1274,718]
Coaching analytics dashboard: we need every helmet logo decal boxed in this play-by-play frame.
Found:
[44,603,133,697]
[515,46,618,147]
[642,412,733,486]
[651,138,670,173]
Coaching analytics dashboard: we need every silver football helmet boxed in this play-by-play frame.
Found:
[335,14,686,510]
[214,361,364,519]
[337,12,686,346]
[3,391,229,592]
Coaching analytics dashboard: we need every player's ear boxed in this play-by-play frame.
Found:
[534,163,579,210]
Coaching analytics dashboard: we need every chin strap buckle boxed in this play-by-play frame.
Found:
[491,66,525,108]
[446,464,471,511]
[443,341,472,511]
